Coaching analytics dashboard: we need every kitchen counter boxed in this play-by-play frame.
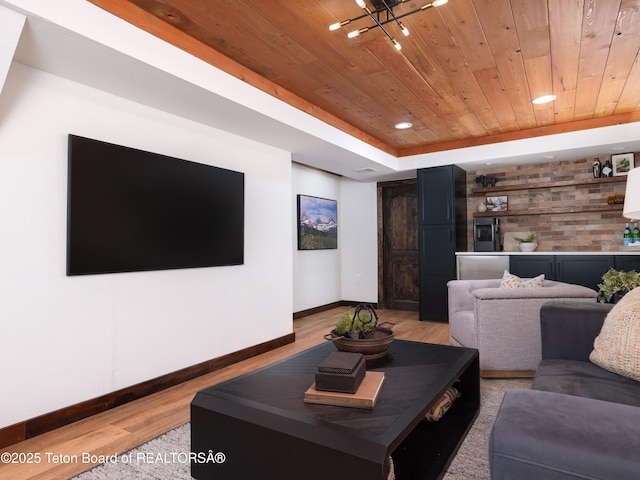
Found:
[455,250,640,285]
[456,250,640,256]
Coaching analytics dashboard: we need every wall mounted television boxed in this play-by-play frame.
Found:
[67,135,244,275]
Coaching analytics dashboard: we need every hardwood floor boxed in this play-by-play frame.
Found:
[0,308,449,480]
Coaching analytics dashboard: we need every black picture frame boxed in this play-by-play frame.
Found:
[611,153,634,176]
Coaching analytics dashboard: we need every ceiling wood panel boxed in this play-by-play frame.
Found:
[439,0,496,73]
[473,0,537,128]
[512,0,553,125]
[549,0,583,124]
[574,0,620,119]
[89,0,640,157]
[473,66,520,131]
[407,9,502,136]
[597,0,640,116]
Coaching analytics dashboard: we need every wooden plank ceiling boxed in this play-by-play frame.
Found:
[89,0,640,157]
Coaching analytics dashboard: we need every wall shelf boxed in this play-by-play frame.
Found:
[466,158,634,251]
[470,175,627,197]
[473,204,624,218]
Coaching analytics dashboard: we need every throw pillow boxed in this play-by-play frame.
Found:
[590,287,640,382]
[424,386,460,422]
[500,270,545,288]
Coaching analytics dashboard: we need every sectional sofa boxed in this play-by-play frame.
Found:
[489,300,640,480]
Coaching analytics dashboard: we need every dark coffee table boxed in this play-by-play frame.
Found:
[191,340,479,480]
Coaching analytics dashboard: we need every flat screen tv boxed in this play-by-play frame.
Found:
[67,135,244,275]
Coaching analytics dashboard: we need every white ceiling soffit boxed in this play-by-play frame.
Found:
[3,0,640,181]
[3,0,401,181]
[0,4,24,95]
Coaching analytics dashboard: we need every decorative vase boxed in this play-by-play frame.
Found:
[477,201,487,212]
[518,242,537,252]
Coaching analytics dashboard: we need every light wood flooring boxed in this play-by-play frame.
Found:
[0,308,449,480]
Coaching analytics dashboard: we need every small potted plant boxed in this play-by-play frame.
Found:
[597,268,640,303]
[326,304,394,360]
[333,307,375,337]
[513,233,537,252]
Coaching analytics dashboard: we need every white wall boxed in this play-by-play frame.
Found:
[0,63,293,428]
[0,4,23,95]
[339,179,378,303]
[292,164,378,313]
[292,164,342,312]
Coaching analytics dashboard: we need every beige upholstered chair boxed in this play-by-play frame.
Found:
[447,278,597,377]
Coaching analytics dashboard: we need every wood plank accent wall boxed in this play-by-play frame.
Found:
[466,156,635,252]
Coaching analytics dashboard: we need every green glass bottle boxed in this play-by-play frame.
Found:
[633,223,640,246]
[624,223,631,247]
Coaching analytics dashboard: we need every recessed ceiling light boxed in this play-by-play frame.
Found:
[543,154,556,159]
[612,146,626,151]
[395,122,413,129]
[532,94,556,104]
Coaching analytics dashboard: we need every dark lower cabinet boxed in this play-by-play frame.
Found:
[509,255,555,280]
[508,254,640,291]
[615,255,640,272]
[556,255,614,291]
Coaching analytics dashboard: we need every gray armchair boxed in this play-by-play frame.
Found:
[447,278,597,377]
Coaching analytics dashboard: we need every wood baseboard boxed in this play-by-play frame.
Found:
[0,332,295,449]
[293,301,379,320]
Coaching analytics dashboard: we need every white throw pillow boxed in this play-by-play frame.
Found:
[590,287,640,381]
[500,270,545,288]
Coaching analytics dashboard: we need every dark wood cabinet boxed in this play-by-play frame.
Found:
[555,255,614,291]
[509,255,555,279]
[418,166,467,322]
[615,255,640,272]
[418,168,455,225]
[419,225,455,321]
[508,254,637,291]
[464,253,639,294]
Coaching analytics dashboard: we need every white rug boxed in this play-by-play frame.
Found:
[443,378,532,480]
[75,378,532,480]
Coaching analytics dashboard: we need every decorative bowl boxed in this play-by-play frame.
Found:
[325,323,395,360]
[518,242,538,252]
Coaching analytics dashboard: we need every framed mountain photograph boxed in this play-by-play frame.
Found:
[297,195,337,250]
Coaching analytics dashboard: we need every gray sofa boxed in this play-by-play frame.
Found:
[489,301,640,480]
[447,279,598,377]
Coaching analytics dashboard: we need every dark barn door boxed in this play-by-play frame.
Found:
[380,181,419,311]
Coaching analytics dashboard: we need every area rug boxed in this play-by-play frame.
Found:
[74,378,532,480]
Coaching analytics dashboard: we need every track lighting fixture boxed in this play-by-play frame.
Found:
[330,0,448,51]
